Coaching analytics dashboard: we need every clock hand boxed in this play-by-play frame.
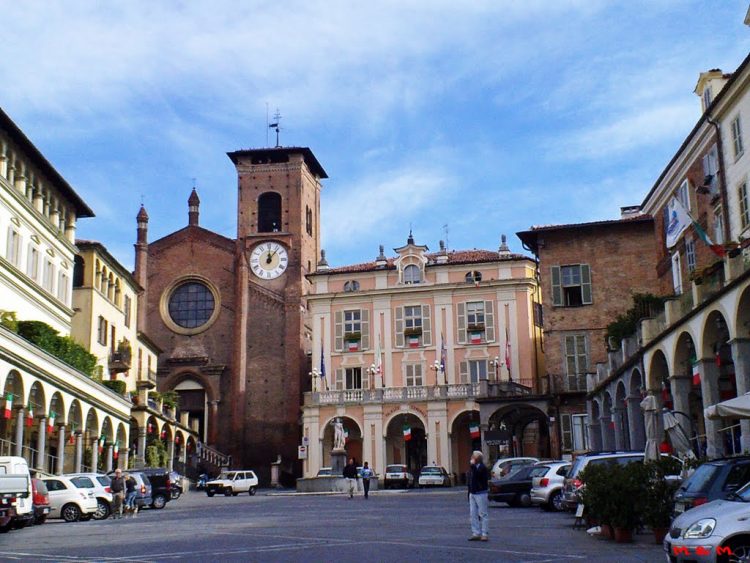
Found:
[265,251,273,265]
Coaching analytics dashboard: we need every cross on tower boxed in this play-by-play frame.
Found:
[269,109,282,147]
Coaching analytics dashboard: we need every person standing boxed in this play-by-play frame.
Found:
[467,450,489,541]
[360,462,374,499]
[110,468,126,520]
[124,473,137,517]
[342,458,358,499]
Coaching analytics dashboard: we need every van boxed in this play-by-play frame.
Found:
[0,456,33,528]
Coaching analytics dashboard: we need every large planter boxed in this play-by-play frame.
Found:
[600,524,613,540]
[613,527,633,543]
[652,527,669,545]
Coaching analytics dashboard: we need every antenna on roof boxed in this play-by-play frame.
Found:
[442,224,449,250]
[269,108,282,147]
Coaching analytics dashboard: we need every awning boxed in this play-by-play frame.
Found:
[705,392,750,420]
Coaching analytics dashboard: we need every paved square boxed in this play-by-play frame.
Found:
[1,490,664,562]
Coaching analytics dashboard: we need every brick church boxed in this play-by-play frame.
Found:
[134,147,326,483]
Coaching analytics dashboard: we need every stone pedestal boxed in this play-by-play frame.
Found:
[271,455,281,488]
[331,449,347,476]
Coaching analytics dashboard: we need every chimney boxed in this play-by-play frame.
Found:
[134,205,149,331]
[498,234,511,257]
[620,205,642,218]
[375,245,388,268]
[436,240,449,264]
[188,188,200,226]
[317,249,330,272]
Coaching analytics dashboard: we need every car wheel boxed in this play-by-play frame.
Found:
[171,489,182,500]
[93,499,111,520]
[518,493,532,508]
[224,488,232,497]
[249,487,257,496]
[207,491,215,497]
[79,514,93,522]
[0,521,11,533]
[62,503,81,522]
[152,494,167,509]
[721,538,750,563]
[34,515,47,525]
[232,491,238,496]
[549,491,564,512]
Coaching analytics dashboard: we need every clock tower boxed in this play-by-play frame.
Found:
[227,147,326,477]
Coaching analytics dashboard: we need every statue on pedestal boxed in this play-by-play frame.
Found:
[332,417,345,451]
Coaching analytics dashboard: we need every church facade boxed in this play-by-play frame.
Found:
[135,147,325,482]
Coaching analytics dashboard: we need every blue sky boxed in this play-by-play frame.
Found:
[3,1,750,269]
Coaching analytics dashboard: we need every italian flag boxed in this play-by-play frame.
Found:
[3,393,12,419]
[69,429,75,445]
[692,219,726,258]
[113,441,119,460]
[98,435,105,454]
[693,363,701,386]
[344,428,349,443]
[408,335,420,348]
[346,340,359,352]
[26,402,33,427]
[48,411,56,433]
[470,423,480,439]
[403,424,412,441]
[469,332,482,345]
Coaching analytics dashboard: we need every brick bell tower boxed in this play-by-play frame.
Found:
[226,147,326,481]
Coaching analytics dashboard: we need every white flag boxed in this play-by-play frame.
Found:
[665,197,691,249]
[375,339,383,388]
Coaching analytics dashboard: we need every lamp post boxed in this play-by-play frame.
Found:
[365,364,378,390]
[489,357,502,382]
[309,369,320,392]
[429,360,446,386]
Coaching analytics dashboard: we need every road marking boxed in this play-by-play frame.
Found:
[372,540,587,559]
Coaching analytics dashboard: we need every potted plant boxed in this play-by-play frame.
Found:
[642,458,682,544]
[579,464,615,539]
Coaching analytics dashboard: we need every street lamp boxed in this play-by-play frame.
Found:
[309,369,321,392]
[430,360,446,385]
[489,357,502,382]
[365,364,378,389]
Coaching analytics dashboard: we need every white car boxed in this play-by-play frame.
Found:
[418,466,452,488]
[384,465,415,489]
[65,473,114,520]
[490,457,539,480]
[0,456,33,528]
[530,461,571,511]
[42,476,98,522]
[206,470,259,497]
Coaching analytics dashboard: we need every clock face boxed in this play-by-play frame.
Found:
[250,242,289,280]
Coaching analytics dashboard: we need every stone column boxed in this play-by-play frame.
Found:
[167,435,175,472]
[479,422,489,458]
[626,395,646,450]
[599,414,614,450]
[136,426,147,467]
[14,407,24,457]
[208,400,219,444]
[670,373,695,452]
[56,425,66,475]
[36,416,47,472]
[612,407,626,450]
[731,339,750,453]
[105,445,114,473]
[699,360,723,459]
[74,433,83,472]
[121,446,129,471]
[90,437,99,473]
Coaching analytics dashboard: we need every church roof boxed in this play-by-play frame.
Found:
[226,146,328,178]
[314,249,531,275]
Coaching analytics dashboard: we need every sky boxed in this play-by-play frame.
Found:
[2,1,750,269]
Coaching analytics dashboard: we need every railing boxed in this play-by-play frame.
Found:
[701,273,725,304]
[718,423,742,456]
[108,351,132,373]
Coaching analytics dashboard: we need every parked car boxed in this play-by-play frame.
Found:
[384,465,414,489]
[0,473,27,532]
[673,455,750,517]
[206,470,259,497]
[489,465,546,507]
[66,473,113,520]
[42,476,98,522]
[418,466,451,488]
[666,479,750,562]
[530,461,571,511]
[30,477,50,525]
[0,456,33,529]
[490,457,539,480]
[138,468,173,509]
[128,472,153,509]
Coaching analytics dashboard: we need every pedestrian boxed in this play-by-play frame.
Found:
[467,450,489,541]
[110,468,126,520]
[342,457,358,499]
[124,473,137,517]
[360,462,374,499]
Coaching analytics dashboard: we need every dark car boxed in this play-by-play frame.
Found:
[138,468,172,509]
[489,465,547,507]
[31,478,50,525]
[106,471,153,509]
[673,455,750,517]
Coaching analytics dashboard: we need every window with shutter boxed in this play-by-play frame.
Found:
[459,361,469,384]
[456,302,467,344]
[395,306,405,348]
[360,309,370,350]
[561,414,573,451]
[580,264,592,304]
[421,305,432,346]
[732,116,744,160]
[334,311,344,352]
[484,301,495,342]
[405,363,423,386]
[335,368,344,390]
[550,266,562,306]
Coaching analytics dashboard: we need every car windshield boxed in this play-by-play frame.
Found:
[96,476,111,487]
[680,463,721,493]
[70,476,95,489]
[421,467,441,475]
[217,472,235,480]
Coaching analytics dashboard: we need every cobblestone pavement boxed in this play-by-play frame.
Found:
[0,488,665,562]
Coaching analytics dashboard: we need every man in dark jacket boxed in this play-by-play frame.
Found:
[467,450,489,541]
[342,458,358,499]
[110,468,126,519]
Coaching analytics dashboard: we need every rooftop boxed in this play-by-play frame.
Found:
[226,146,328,179]
[517,215,653,253]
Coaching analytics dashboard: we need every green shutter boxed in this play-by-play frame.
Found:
[484,300,495,343]
[580,264,592,304]
[561,414,573,451]
[459,361,468,384]
[551,266,562,306]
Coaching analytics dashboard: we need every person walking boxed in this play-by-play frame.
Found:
[467,450,489,541]
[124,473,137,517]
[342,458,358,499]
[110,468,126,520]
[360,462,374,499]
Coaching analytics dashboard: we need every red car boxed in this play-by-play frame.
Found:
[31,478,50,525]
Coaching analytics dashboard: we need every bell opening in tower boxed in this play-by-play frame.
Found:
[258,192,282,233]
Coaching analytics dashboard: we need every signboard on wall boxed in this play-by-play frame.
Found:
[298,446,308,460]
[484,429,510,446]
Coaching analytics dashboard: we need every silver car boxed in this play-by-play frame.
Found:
[666,482,750,562]
[530,461,571,511]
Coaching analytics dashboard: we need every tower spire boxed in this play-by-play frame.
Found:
[188,187,200,226]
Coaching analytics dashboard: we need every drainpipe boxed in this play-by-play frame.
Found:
[706,116,731,244]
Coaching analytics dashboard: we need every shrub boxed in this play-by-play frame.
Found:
[606,293,665,347]
[102,380,127,395]
[16,320,98,376]
[0,310,18,332]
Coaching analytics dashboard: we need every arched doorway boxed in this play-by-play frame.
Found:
[627,369,646,450]
[487,404,550,460]
[28,381,47,469]
[386,413,427,475]
[601,392,615,450]
[615,382,630,450]
[321,416,363,469]
[703,310,737,456]
[172,378,207,443]
[258,192,282,232]
[589,400,602,451]
[1,370,24,456]
[83,408,99,472]
[674,331,702,456]
[451,410,480,485]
